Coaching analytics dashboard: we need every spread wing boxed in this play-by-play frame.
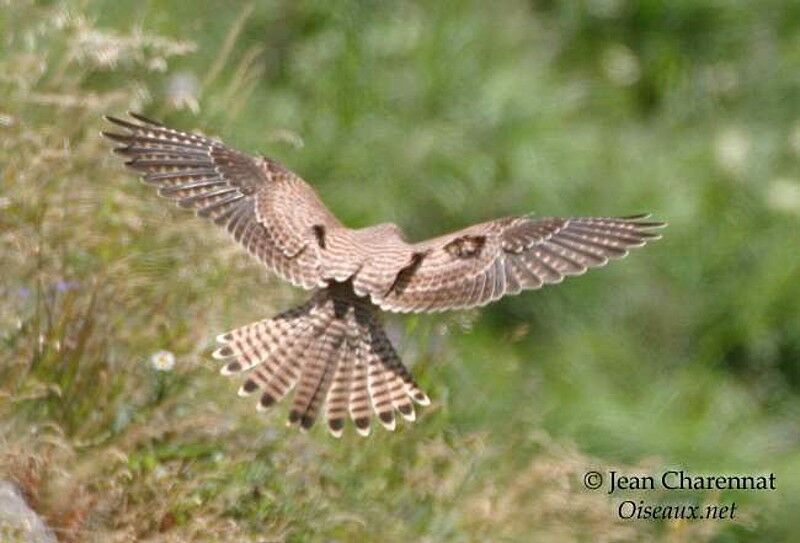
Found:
[102,113,339,289]
[373,215,665,313]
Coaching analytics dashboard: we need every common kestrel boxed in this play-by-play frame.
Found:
[103,113,664,437]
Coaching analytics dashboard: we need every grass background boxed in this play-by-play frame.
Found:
[1,0,799,541]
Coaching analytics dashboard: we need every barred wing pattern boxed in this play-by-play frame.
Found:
[372,215,664,313]
[102,114,335,289]
[103,113,664,437]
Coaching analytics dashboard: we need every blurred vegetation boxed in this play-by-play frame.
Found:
[1,0,798,541]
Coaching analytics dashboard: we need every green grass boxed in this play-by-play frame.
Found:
[2,1,799,541]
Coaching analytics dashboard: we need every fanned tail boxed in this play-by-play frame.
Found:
[213,283,429,437]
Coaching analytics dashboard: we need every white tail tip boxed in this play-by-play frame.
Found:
[356,425,371,437]
[414,393,431,406]
[379,417,396,431]
[212,348,231,360]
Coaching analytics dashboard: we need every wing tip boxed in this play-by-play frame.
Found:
[620,213,668,230]
[104,114,139,131]
[128,111,165,126]
[103,112,165,132]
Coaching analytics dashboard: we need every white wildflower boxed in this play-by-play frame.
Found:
[150,350,175,371]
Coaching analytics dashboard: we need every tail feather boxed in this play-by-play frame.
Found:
[325,331,355,437]
[357,306,396,431]
[379,338,417,422]
[348,342,373,436]
[251,328,310,410]
[289,316,342,430]
[214,302,312,375]
[302,312,351,430]
[215,285,430,436]
[372,326,431,407]
[366,345,396,431]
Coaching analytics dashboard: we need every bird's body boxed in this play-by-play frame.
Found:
[103,113,664,437]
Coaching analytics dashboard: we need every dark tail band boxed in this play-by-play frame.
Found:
[213,286,429,437]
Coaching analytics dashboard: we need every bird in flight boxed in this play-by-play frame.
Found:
[103,113,664,437]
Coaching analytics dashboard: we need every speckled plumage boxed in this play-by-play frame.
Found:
[103,113,664,437]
